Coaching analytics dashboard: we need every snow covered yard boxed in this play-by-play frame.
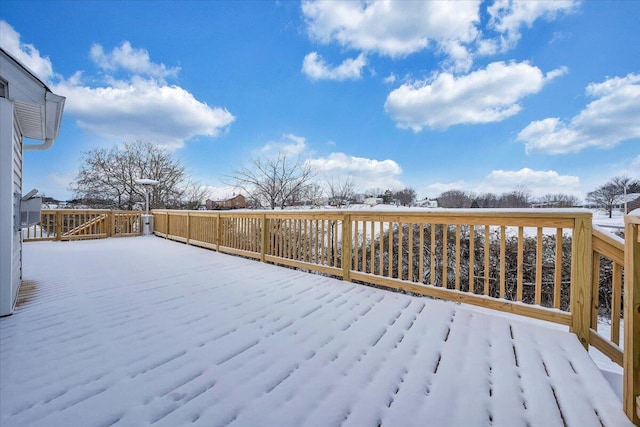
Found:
[0,236,632,427]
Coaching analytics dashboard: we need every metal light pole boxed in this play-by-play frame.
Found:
[135,179,159,214]
[135,179,159,234]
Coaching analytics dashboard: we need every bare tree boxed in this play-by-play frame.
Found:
[500,187,531,208]
[303,183,325,207]
[72,140,206,210]
[394,187,417,206]
[587,182,621,218]
[326,176,356,208]
[536,193,580,208]
[227,150,315,209]
[611,176,640,214]
[437,190,475,208]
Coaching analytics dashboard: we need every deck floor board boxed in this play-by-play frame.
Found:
[0,236,631,427]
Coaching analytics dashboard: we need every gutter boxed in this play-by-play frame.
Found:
[23,138,54,151]
[23,92,65,151]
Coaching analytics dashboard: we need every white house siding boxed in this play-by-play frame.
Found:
[11,112,23,310]
[0,98,22,316]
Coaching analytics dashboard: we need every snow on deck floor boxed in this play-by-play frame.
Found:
[0,236,631,427]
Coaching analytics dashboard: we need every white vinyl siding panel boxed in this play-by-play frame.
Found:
[0,99,23,316]
[11,112,22,309]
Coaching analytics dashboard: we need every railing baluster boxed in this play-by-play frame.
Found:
[442,224,448,287]
[485,225,490,296]
[455,225,461,290]
[468,225,474,293]
[353,220,359,271]
[388,222,393,278]
[370,221,375,274]
[554,228,563,309]
[419,224,424,284]
[379,221,384,276]
[408,223,414,282]
[612,263,622,345]
[517,227,524,302]
[398,222,403,280]
[430,224,436,286]
[500,226,506,299]
[535,227,543,305]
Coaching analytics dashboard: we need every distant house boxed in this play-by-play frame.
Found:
[206,194,247,210]
[364,197,383,207]
[617,193,640,214]
[0,48,65,316]
[417,198,438,208]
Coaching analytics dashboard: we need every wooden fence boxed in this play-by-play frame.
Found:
[23,209,142,241]
[154,208,640,423]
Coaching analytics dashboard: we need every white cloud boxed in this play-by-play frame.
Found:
[0,20,54,79]
[260,134,308,157]
[301,1,576,72]
[425,181,467,195]
[517,73,640,154]
[302,1,480,60]
[53,76,234,150]
[383,73,396,84]
[483,168,580,197]
[306,152,403,190]
[486,0,578,52]
[385,61,566,131]
[89,42,180,80]
[427,168,581,198]
[1,22,234,150]
[302,52,367,81]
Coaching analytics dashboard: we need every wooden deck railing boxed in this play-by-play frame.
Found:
[624,210,640,423]
[590,227,625,365]
[23,209,143,241]
[154,207,640,424]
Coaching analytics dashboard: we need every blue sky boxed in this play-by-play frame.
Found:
[1,0,638,202]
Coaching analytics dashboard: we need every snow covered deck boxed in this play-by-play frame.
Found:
[1,236,632,427]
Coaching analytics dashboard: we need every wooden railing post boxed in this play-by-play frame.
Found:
[165,212,170,239]
[342,213,352,282]
[186,212,191,245]
[54,211,62,241]
[215,214,221,252]
[623,211,640,424]
[261,214,268,263]
[570,215,593,349]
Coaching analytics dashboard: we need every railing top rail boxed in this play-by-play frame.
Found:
[41,209,142,214]
[592,226,625,268]
[152,208,591,229]
[152,208,592,218]
[593,225,624,245]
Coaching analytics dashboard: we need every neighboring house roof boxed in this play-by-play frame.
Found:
[0,48,65,146]
[621,193,640,203]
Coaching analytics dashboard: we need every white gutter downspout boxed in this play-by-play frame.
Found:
[23,138,54,151]
[23,92,64,151]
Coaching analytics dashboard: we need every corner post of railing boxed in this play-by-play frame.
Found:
[54,211,62,241]
[165,211,170,239]
[623,210,640,424]
[261,214,268,263]
[108,211,114,237]
[186,211,191,245]
[570,213,593,349]
[215,213,221,253]
[342,213,352,282]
